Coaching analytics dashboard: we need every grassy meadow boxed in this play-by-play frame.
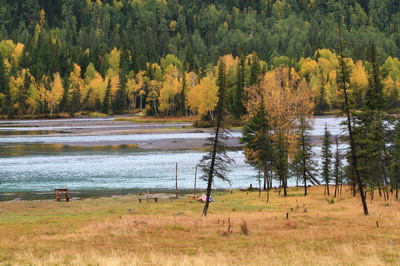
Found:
[0,186,399,265]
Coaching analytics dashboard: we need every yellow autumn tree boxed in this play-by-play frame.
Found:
[147,79,162,116]
[8,72,24,108]
[382,57,400,107]
[109,74,120,95]
[187,73,218,118]
[36,77,48,114]
[299,58,318,81]
[145,63,163,116]
[12,43,24,66]
[300,49,340,111]
[248,67,315,155]
[83,63,106,110]
[384,77,400,107]
[126,71,146,110]
[107,48,121,77]
[8,69,39,115]
[184,71,198,115]
[47,73,64,116]
[350,60,369,107]
[222,54,239,87]
[246,67,314,197]
[0,40,15,59]
[69,63,84,111]
[87,74,106,110]
[159,65,182,115]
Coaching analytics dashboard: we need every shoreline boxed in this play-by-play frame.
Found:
[0,185,316,202]
[0,187,229,202]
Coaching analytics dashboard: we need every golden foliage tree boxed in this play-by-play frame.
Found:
[48,73,64,116]
[159,65,182,115]
[261,67,314,152]
[247,67,315,196]
[187,73,218,118]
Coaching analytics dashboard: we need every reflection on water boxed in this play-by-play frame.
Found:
[0,118,115,124]
[0,144,139,157]
[0,130,63,136]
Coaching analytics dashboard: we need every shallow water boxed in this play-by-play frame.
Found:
[0,116,345,194]
[0,123,191,132]
[0,149,266,192]
[0,132,242,144]
[312,116,344,136]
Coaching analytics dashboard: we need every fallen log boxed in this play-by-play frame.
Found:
[306,170,322,185]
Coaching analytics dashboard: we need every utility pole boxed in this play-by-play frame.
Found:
[194,165,197,196]
[175,162,179,199]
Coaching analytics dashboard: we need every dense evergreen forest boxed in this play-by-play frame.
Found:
[0,0,399,117]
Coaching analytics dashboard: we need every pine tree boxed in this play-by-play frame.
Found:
[241,94,274,201]
[317,85,328,112]
[0,54,9,114]
[18,72,31,115]
[293,116,316,196]
[354,112,390,200]
[200,58,234,217]
[321,124,333,196]
[23,0,39,27]
[232,56,246,119]
[390,117,400,200]
[337,24,369,215]
[353,44,389,201]
[333,136,344,198]
[60,75,69,113]
[113,85,127,114]
[249,54,261,86]
[0,54,7,95]
[119,47,131,88]
[274,132,289,197]
[179,68,187,116]
[102,79,112,114]
[366,44,385,111]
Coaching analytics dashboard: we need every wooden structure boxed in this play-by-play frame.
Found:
[175,162,179,199]
[189,165,198,200]
[138,197,158,203]
[139,189,158,203]
[55,189,69,202]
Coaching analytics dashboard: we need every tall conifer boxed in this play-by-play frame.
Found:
[321,124,333,196]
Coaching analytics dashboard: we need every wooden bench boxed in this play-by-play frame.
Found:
[55,189,69,202]
[138,197,158,203]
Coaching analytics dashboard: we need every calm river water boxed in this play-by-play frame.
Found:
[0,117,344,194]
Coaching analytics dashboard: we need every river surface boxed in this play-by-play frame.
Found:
[0,116,344,195]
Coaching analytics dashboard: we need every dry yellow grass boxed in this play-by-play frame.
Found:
[0,186,399,265]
